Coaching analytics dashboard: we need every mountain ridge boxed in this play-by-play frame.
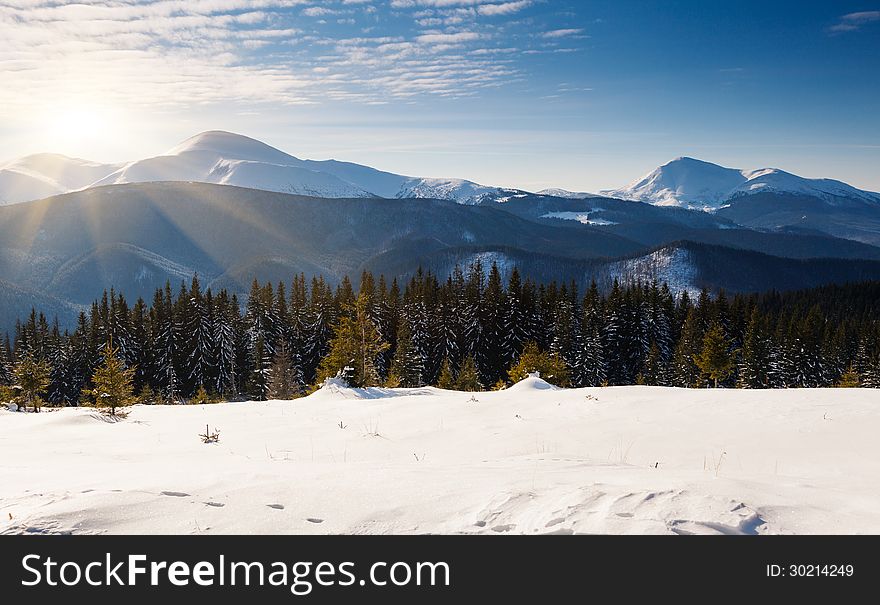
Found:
[601,156,880,209]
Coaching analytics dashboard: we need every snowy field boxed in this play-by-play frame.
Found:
[2,377,879,535]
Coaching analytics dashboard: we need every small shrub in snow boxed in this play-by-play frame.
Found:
[199,425,221,444]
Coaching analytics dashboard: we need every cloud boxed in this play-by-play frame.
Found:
[829,11,880,33]
[476,1,531,16]
[541,28,584,38]
[0,0,582,117]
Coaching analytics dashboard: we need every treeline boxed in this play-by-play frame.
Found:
[2,263,880,405]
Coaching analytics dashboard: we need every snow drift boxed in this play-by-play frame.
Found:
[2,382,879,535]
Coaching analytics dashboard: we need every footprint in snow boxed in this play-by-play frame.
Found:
[160,491,190,497]
[204,502,225,508]
[306,518,324,524]
[491,524,516,533]
[267,504,285,510]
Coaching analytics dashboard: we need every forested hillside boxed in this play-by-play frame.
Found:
[3,262,880,405]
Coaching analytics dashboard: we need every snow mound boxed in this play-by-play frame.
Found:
[506,374,558,392]
[310,378,436,400]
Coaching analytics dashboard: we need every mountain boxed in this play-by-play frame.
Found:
[0,181,642,330]
[0,131,519,205]
[3,181,880,332]
[599,156,880,245]
[536,188,594,199]
[489,192,880,260]
[603,156,880,210]
[0,153,119,205]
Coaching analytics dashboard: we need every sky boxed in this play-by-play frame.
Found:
[0,0,879,193]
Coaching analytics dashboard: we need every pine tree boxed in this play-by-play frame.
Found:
[641,341,668,386]
[13,354,52,411]
[672,307,702,387]
[837,364,860,388]
[0,335,12,386]
[214,290,238,396]
[316,291,389,387]
[268,342,302,399]
[694,323,736,388]
[739,309,772,388]
[250,335,271,400]
[389,317,426,387]
[508,341,570,387]
[91,342,136,416]
[437,357,456,389]
[455,354,482,391]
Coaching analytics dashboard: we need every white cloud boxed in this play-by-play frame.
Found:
[829,11,880,33]
[541,28,584,38]
[0,0,579,119]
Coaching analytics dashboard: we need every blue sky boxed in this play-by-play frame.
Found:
[1,0,878,192]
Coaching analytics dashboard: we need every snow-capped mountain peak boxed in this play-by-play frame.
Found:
[165,130,300,165]
[0,153,120,205]
[601,157,880,209]
[2,130,516,205]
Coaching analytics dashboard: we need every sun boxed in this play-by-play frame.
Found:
[45,105,106,145]
[32,101,126,158]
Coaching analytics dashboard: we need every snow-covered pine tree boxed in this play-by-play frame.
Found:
[129,297,152,394]
[0,334,12,386]
[460,260,484,369]
[250,335,271,400]
[213,290,238,396]
[672,307,702,388]
[390,317,426,388]
[738,308,772,388]
[602,280,627,384]
[478,262,507,385]
[152,283,181,403]
[46,320,69,405]
[500,267,528,370]
[185,276,216,394]
[550,282,577,374]
[303,276,335,383]
[267,341,302,399]
[572,282,607,387]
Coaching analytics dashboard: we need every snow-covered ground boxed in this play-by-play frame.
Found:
[2,377,879,535]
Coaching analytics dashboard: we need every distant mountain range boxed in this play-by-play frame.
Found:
[2,132,880,331]
[600,156,880,210]
[0,131,520,206]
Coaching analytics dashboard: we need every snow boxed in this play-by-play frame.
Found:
[464,251,515,275]
[608,247,699,298]
[395,177,517,205]
[537,188,594,199]
[542,211,618,226]
[602,156,880,209]
[0,154,119,205]
[3,381,880,535]
[1,131,514,205]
